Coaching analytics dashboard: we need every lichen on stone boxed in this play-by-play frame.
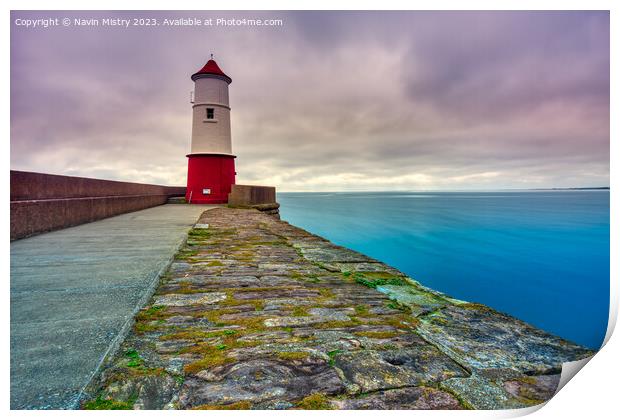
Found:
[83,207,592,410]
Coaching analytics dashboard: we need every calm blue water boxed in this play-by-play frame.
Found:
[278,191,609,349]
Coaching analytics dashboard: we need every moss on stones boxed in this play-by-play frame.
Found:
[327,350,343,367]
[135,305,168,322]
[313,318,361,330]
[187,229,212,239]
[125,349,143,368]
[317,288,336,300]
[193,401,252,410]
[353,331,400,339]
[386,301,408,312]
[354,305,370,316]
[160,328,237,342]
[83,395,136,410]
[353,272,408,289]
[175,249,199,261]
[277,351,310,360]
[206,261,224,267]
[133,320,162,335]
[296,393,332,410]
[292,306,310,317]
[367,313,419,330]
[184,353,236,374]
[132,305,170,334]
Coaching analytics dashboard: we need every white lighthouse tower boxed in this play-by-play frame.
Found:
[185,56,235,204]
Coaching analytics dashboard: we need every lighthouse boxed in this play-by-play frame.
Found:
[185,57,235,204]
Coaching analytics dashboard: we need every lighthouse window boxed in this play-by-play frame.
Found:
[206,108,215,119]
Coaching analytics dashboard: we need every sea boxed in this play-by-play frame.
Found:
[277,190,610,350]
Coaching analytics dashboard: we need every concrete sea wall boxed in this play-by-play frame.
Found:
[10,170,186,240]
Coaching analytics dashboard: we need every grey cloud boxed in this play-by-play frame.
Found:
[10,11,609,190]
[403,12,609,121]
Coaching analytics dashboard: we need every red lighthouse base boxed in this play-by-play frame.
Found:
[186,154,236,204]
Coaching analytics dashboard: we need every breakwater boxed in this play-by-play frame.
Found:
[83,207,592,410]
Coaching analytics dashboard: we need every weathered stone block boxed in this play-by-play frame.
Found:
[179,358,345,408]
[334,348,468,393]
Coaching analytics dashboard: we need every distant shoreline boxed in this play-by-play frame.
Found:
[532,187,610,190]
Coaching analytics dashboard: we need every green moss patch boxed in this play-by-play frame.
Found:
[175,249,199,260]
[177,331,256,374]
[133,306,169,334]
[366,313,419,330]
[277,351,310,360]
[135,305,168,322]
[184,353,236,374]
[353,330,400,339]
[291,306,310,317]
[83,395,135,410]
[160,328,237,341]
[296,393,333,410]
[353,272,407,289]
[187,229,212,239]
[327,349,343,366]
[386,301,409,311]
[206,261,224,267]
[193,401,252,410]
[314,318,362,330]
[133,320,163,335]
[354,305,370,316]
[125,349,143,368]
[317,288,336,300]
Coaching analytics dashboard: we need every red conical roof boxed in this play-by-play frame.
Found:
[191,59,232,83]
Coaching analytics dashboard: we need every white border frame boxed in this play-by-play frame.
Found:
[3,2,616,419]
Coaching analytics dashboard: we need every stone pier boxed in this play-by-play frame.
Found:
[82,207,592,410]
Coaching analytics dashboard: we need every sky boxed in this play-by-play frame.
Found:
[10,11,609,191]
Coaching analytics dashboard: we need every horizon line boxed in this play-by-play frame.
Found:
[276,187,610,193]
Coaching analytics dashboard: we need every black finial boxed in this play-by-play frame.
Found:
[210,53,214,60]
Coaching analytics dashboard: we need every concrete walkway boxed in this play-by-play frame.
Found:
[10,204,214,409]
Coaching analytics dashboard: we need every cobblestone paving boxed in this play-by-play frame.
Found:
[83,208,593,410]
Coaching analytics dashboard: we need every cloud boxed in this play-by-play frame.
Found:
[10,11,609,190]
